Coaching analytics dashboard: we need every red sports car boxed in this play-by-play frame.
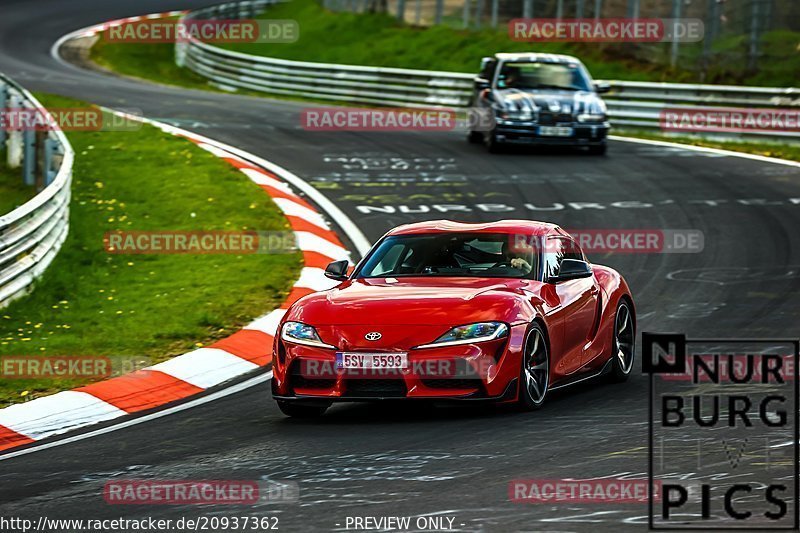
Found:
[271,220,635,417]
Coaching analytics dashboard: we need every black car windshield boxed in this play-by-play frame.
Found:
[496,62,592,91]
[357,233,539,279]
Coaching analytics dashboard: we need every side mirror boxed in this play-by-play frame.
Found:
[474,78,491,91]
[324,260,349,281]
[594,81,611,94]
[548,259,592,283]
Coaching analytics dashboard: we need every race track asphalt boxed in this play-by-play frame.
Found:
[0,0,799,530]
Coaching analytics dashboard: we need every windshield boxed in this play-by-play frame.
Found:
[357,233,539,279]
[496,61,592,91]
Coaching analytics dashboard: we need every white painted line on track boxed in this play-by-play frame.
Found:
[610,135,800,168]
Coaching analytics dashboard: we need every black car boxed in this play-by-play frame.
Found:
[469,53,611,154]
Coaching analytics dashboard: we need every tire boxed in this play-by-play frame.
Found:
[517,323,549,410]
[276,400,328,418]
[467,130,483,144]
[609,298,635,382]
[588,144,607,155]
[485,130,503,153]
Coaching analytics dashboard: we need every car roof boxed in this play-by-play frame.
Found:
[494,52,582,64]
[386,219,563,237]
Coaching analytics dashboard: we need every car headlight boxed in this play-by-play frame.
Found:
[281,321,336,349]
[577,113,606,122]
[415,322,509,349]
[499,110,534,121]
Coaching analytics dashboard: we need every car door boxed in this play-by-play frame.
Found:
[544,237,599,373]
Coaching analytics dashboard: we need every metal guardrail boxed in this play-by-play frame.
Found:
[176,1,800,142]
[0,74,74,308]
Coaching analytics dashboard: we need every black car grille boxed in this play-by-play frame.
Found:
[344,379,407,398]
[538,111,573,125]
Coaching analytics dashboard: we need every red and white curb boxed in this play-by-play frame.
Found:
[0,114,368,453]
[70,11,189,39]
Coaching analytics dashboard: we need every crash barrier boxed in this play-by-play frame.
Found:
[176,1,800,142]
[0,73,74,308]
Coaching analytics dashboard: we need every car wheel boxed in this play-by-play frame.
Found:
[467,130,483,144]
[276,400,328,418]
[485,130,503,153]
[588,144,607,155]
[609,299,635,382]
[518,323,549,410]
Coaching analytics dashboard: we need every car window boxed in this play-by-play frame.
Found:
[543,237,564,280]
[369,242,405,276]
[544,237,585,279]
[496,62,592,91]
[479,59,497,80]
[357,233,537,279]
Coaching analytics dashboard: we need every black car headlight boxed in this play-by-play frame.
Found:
[281,321,336,349]
[414,322,509,349]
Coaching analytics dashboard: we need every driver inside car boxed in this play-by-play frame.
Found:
[502,240,534,274]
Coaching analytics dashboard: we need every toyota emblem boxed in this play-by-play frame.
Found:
[365,332,382,341]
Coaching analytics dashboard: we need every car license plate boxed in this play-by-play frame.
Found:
[539,126,574,137]
[336,352,408,369]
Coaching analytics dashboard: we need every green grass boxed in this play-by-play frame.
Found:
[223,0,670,80]
[90,17,218,91]
[614,129,800,163]
[220,0,800,86]
[0,93,301,407]
[0,161,34,216]
[90,0,800,88]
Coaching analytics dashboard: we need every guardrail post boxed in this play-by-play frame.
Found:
[556,0,564,20]
[670,0,682,68]
[434,0,443,24]
[576,0,584,18]
[414,0,422,25]
[522,0,533,19]
[397,0,406,21]
[44,137,57,186]
[627,0,639,18]
[462,0,471,28]
[35,130,46,191]
[475,0,483,28]
[6,92,22,170]
[490,0,498,27]
[0,82,7,149]
[22,128,36,186]
[748,0,761,71]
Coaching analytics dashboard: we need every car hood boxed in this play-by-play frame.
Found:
[286,277,530,326]
[494,88,604,115]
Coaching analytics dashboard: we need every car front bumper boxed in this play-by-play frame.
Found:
[493,120,610,146]
[271,323,528,403]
